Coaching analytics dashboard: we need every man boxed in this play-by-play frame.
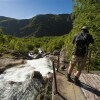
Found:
[60,47,67,70]
[67,26,94,85]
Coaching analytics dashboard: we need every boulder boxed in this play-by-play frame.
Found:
[31,71,43,79]
[0,78,43,100]
[53,50,60,56]
[34,53,43,59]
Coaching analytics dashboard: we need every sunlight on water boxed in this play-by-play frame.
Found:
[0,57,53,82]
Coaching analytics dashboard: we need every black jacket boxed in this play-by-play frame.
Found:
[72,31,94,57]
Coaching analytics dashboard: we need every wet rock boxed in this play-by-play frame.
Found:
[53,50,60,56]
[0,69,4,74]
[0,58,25,74]
[34,54,43,59]
[46,72,53,80]
[31,71,43,79]
[0,77,44,100]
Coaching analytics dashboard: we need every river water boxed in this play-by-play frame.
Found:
[0,57,53,100]
[0,57,53,82]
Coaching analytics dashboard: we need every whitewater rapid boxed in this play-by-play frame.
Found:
[0,57,53,82]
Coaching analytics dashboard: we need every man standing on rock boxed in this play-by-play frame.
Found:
[67,26,94,85]
[60,47,67,70]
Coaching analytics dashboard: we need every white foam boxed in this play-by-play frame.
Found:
[0,57,53,82]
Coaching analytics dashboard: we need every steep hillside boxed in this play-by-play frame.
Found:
[0,16,30,37]
[0,14,72,37]
[64,0,100,70]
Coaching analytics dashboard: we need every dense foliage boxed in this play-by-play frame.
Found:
[0,33,64,56]
[64,0,100,70]
[0,14,72,37]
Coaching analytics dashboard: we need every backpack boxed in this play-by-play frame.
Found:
[73,32,88,57]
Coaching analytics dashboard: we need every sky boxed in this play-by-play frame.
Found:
[0,0,72,19]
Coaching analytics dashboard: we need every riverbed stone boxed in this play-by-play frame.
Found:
[0,78,44,100]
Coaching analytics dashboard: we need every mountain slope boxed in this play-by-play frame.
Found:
[0,14,72,37]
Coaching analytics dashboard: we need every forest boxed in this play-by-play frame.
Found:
[0,0,100,70]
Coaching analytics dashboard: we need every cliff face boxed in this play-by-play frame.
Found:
[0,14,72,37]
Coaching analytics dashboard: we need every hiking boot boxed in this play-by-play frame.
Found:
[74,76,81,85]
[66,74,71,81]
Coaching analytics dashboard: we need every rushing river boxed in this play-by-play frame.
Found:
[0,57,53,100]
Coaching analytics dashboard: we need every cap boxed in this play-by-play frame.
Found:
[81,26,88,30]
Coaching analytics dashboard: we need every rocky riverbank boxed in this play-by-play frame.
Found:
[0,57,25,74]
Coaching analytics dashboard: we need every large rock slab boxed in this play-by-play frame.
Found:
[0,58,25,74]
